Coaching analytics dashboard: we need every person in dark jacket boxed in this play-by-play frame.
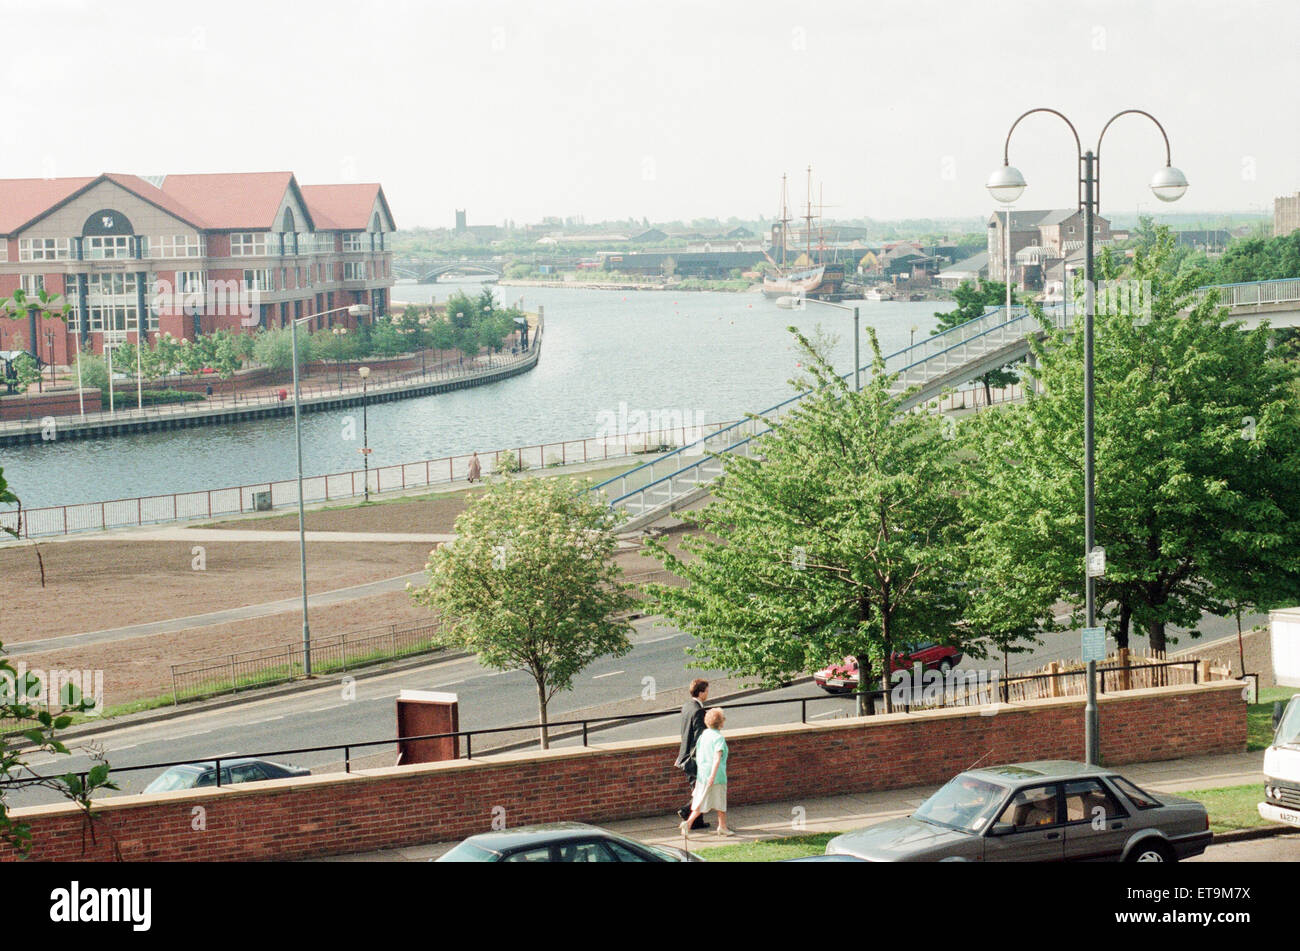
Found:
[674,679,710,829]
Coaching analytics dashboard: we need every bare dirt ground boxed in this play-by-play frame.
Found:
[3,540,435,644]
[16,589,430,705]
[204,492,478,535]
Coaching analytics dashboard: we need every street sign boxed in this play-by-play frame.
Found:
[1081,626,1106,663]
[1086,546,1106,578]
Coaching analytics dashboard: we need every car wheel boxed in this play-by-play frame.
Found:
[1127,841,1173,863]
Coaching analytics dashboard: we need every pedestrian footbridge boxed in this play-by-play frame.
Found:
[592,277,1300,532]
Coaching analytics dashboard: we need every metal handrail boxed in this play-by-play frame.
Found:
[0,659,1204,791]
[606,305,1067,509]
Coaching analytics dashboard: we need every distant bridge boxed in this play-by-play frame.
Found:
[393,260,504,283]
[592,277,1300,532]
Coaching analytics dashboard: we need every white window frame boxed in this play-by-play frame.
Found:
[84,235,133,260]
[18,237,71,261]
[342,232,368,252]
[230,232,270,256]
[343,261,367,280]
[154,234,204,258]
[19,274,46,295]
[242,268,273,292]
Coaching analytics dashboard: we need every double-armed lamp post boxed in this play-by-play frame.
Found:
[986,108,1188,764]
[291,303,371,676]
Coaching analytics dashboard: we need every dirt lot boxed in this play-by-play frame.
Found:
[3,539,435,645]
[16,589,431,705]
[205,492,478,535]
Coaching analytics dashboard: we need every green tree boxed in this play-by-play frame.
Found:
[964,229,1300,654]
[409,475,635,748]
[252,327,303,372]
[9,352,40,394]
[934,280,1020,406]
[75,352,108,393]
[645,328,970,715]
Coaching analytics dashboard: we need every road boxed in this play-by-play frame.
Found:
[1187,834,1300,861]
[4,608,1262,809]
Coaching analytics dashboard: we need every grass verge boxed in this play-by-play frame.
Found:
[691,832,839,862]
[1249,686,1296,752]
[1179,784,1270,834]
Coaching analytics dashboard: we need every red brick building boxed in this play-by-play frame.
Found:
[0,172,395,364]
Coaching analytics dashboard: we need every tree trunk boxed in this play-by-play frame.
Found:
[982,375,993,410]
[536,679,550,750]
[1148,618,1166,655]
[856,657,874,717]
[1116,602,1131,650]
[880,610,895,714]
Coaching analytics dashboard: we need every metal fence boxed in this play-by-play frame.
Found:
[167,620,446,704]
[0,334,539,431]
[0,415,742,539]
[1,659,1216,789]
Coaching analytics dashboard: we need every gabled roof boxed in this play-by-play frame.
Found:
[155,172,310,231]
[0,171,319,235]
[300,183,395,231]
[0,177,97,234]
[939,251,989,275]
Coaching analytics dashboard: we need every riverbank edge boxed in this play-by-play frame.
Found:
[0,340,541,449]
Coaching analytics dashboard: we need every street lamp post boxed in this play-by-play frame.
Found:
[778,295,861,392]
[987,108,1187,765]
[358,365,371,502]
[331,327,348,392]
[290,303,371,677]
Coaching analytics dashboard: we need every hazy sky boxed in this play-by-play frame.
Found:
[2,0,1296,227]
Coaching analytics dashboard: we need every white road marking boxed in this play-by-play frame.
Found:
[592,670,624,680]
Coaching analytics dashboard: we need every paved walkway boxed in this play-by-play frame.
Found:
[320,749,1270,861]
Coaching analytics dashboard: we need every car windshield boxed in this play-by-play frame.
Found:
[144,767,202,793]
[437,841,500,862]
[913,775,1008,832]
[1275,697,1300,748]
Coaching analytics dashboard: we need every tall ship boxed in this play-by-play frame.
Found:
[762,168,846,300]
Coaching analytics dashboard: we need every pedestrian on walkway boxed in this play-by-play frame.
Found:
[674,679,710,830]
[467,451,481,483]
[680,707,734,837]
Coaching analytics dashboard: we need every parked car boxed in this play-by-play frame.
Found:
[813,643,963,695]
[436,822,701,862]
[825,761,1211,862]
[143,757,311,794]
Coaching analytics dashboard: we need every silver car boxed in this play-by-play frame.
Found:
[826,761,1211,862]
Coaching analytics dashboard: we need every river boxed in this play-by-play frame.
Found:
[2,280,943,509]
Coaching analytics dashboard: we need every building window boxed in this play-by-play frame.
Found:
[176,270,206,295]
[230,232,270,256]
[242,269,273,291]
[342,232,367,252]
[343,261,367,280]
[154,234,204,258]
[0,242,8,263]
[20,274,46,295]
[85,235,133,260]
[18,237,71,261]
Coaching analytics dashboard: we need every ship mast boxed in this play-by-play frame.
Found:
[804,165,814,264]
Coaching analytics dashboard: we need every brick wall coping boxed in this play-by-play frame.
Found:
[7,679,1243,824]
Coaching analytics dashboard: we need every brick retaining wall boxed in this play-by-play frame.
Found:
[1,681,1245,862]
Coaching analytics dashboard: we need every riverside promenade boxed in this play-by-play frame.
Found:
[0,315,542,448]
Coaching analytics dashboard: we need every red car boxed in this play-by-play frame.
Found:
[813,643,963,695]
